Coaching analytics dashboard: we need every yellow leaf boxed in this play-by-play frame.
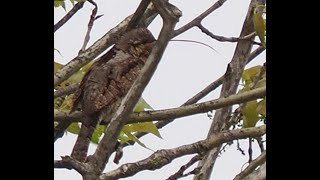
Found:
[54,62,63,74]
[253,5,266,47]
[242,100,259,128]
[256,99,266,116]
[134,98,153,112]
[242,65,262,85]
[122,122,162,138]
[122,129,153,150]
[58,94,74,110]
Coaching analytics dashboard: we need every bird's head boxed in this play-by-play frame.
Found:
[116,27,156,57]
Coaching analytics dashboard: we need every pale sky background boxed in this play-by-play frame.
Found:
[54,0,265,179]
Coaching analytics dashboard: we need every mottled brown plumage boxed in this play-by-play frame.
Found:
[70,27,156,162]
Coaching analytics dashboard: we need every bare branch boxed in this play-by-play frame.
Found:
[100,125,266,180]
[80,0,99,51]
[54,160,72,170]
[126,0,151,30]
[166,155,201,180]
[194,0,266,179]
[254,136,265,153]
[129,87,265,123]
[197,24,256,43]
[234,151,266,180]
[83,2,182,178]
[60,156,88,174]
[54,87,266,124]
[172,0,228,37]
[54,83,79,98]
[242,162,266,180]
[54,1,85,32]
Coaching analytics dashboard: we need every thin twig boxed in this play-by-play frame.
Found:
[80,0,99,51]
[166,155,201,180]
[181,167,202,178]
[172,0,228,37]
[237,139,245,155]
[254,137,265,153]
[248,138,253,163]
[54,1,85,32]
[233,151,266,180]
[198,24,256,43]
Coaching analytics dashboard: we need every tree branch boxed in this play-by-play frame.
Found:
[242,162,266,180]
[234,151,266,180]
[100,125,266,180]
[54,83,79,98]
[54,1,85,32]
[80,0,99,51]
[166,155,201,180]
[194,0,266,179]
[54,87,266,123]
[126,0,151,30]
[197,24,256,43]
[172,0,228,37]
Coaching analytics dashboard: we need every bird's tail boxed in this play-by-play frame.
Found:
[71,115,99,162]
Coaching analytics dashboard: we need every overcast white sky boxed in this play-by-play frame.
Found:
[54,0,265,179]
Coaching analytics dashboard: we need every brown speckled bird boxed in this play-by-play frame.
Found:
[69,27,156,162]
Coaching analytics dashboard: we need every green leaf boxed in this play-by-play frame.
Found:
[122,129,153,151]
[242,65,262,86]
[69,0,75,6]
[60,61,93,87]
[253,5,266,47]
[118,131,131,143]
[67,122,81,134]
[91,125,106,144]
[54,0,66,10]
[242,100,259,128]
[133,98,153,112]
[58,94,74,110]
[123,122,162,139]
[256,99,266,116]
[255,77,266,88]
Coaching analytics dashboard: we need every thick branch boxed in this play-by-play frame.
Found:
[54,83,79,98]
[194,0,266,179]
[129,87,265,123]
[126,0,151,30]
[100,125,266,180]
[54,1,85,32]
[234,151,266,180]
[85,2,182,178]
[242,162,266,180]
[54,87,266,123]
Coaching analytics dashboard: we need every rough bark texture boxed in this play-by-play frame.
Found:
[194,0,266,179]
[70,27,156,162]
